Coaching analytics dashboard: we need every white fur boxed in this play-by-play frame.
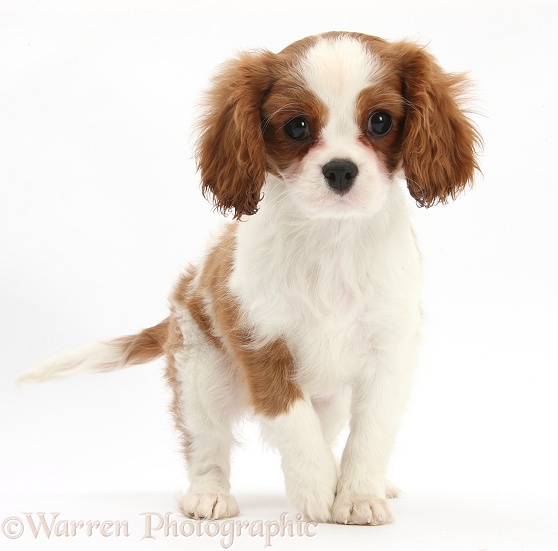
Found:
[17,341,124,383]
[259,399,339,522]
[300,36,384,125]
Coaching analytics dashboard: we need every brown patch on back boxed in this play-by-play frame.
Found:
[171,265,220,347]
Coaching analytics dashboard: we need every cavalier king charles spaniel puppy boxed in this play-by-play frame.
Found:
[20,31,480,525]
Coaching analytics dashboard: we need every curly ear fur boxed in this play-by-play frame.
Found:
[196,51,277,219]
[393,42,481,207]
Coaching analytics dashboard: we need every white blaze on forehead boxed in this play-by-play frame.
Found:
[298,35,384,139]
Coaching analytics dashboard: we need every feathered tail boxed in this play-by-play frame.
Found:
[18,318,170,383]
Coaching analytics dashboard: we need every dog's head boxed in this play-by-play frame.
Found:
[196,32,481,220]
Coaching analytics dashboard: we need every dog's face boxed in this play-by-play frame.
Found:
[262,36,405,219]
[197,32,480,220]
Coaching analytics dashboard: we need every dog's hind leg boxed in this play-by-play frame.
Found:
[165,313,245,520]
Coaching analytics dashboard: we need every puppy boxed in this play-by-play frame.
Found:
[20,31,480,525]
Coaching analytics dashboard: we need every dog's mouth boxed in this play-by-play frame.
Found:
[287,186,380,220]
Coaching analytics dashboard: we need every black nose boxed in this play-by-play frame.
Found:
[322,160,359,194]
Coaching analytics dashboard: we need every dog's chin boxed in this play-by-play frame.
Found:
[304,202,379,220]
[287,187,390,221]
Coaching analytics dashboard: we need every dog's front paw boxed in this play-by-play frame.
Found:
[178,491,239,520]
[285,461,337,523]
[299,486,336,523]
[332,492,393,526]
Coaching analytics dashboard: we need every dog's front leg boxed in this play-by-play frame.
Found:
[259,398,338,523]
[332,358,414,525]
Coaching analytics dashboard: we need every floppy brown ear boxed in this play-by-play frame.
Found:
[392,41,481,207]
[196,50,277,219]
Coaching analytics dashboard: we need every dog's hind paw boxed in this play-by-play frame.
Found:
[385,482,401,499]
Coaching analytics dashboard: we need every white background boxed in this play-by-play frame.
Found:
[1,1,557,549]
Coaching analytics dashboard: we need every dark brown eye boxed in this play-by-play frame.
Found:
[284,116,311,141]
[367,111,393,137]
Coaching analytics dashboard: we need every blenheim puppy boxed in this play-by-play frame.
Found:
[20,31,480,525]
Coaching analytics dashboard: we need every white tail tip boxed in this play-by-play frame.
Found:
[17,341,123,384]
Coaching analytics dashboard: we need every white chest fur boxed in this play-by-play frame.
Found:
[230,178,422,396]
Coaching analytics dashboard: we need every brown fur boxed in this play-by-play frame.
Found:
[111,318,169,368]
[196,51,278,220]
[262,75,328,174]
[386,40,482,206]
[196,226,303,417]
[171,266,220,347]
[356,83,407,174]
